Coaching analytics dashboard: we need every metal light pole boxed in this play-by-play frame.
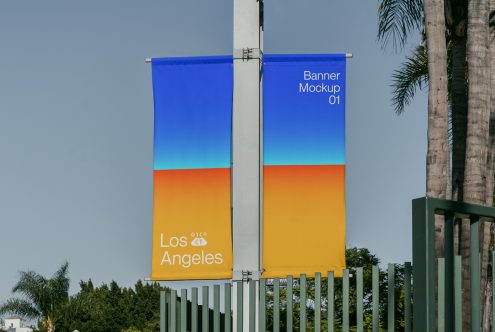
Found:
[232,0,263,330]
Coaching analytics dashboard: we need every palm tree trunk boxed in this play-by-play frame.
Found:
[423,1,450,328]
[46,316,55,332]
[464,0,491,329]
[481,1,495,330]
[451,37,468,203]
[424,0,450,200]
[482,65,494,331]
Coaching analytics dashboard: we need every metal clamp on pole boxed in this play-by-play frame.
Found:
[233,48,262,61]
[233,270,262,281]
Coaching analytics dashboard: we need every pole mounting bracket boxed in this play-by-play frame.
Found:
[234,48,262,61]
[233,270,262,281]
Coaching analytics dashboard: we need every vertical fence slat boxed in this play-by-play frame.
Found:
[181,289,187,332]
[372,265,379,332]
[404,262,412,332]
[444,213,454,332]
[160,290,166,332]
[315,273,321,332]
[455,255,462,332]
[171,290,177,332]
[259,279,266,332]
[471,217,481,332]
[328,272,334,332]
[249,280,255,332]
[225,283,232,332]
[214,285,220,332]
[388,264,395,332]
[438,258,445,332]
[192,288,198,332]
[236,282,243,332]
[287,275,293,332]
[274,278,280,332]
[202,286,209,332]
[356,268,363,332]
[412,197,435,332]
[167,292,171,331]
[343,269,349,332]
[300,274,307,332]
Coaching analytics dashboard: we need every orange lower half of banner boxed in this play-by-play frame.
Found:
[263,165,346,278]
[151,168,232,280]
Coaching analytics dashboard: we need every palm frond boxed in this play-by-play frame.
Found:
[377,0,424,50]
[12,271,47,312]
[51,262,70,297]
[0,298,40,320]
[391,45,428,114]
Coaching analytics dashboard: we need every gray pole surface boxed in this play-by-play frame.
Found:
[232,0,263,330]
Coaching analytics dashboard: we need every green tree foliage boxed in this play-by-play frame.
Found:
[0,262,70,332]
[263,248,407,331]
[56,280,165,332]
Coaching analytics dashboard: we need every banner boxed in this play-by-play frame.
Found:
[151,56,233,280]
[262,54,346,278]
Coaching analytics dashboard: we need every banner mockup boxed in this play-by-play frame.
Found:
[151,56,233,280]
[262,54,346,278]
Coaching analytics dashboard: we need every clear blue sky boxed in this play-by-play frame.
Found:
[0,0,427,301]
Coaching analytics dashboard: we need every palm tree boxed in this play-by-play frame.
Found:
[377,0,490,329]
[464,0,491,328]
[423,0,450,200]
[486,5,495,328]
[0,262,70,332]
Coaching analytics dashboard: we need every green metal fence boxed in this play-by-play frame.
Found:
[158,258,495,332]
[157,197,495,331]
[159,264,413,332]
[412,197,495,332]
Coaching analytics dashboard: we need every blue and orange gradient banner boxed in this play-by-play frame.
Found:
[151,56,233,280]
[262,54,346,278]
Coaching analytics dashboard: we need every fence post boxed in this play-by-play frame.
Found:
[315,273,321,332]
[171,290,177,332]
[181,289,187,332]
[404,262,412,332]
[287,276,293,332]
[388,264,395,332]
[454,255,462,332]
[372,266,379,332]
[444,213,455,332]
[412,197,435,332]
[192,288,198,332]
[356,268,363,332]
[236,281,243,332]
[300,274,307,332]
[274,279,280,332]
[249,280,256,332]
[225,284,232,332]
[259,279,266,332]
[161,290,167,332]
[438,258,445,332]
[328,272,334,332]
[214,285,220,332]
[471,216,481,332]
[343,269,349,332]
[202,286,209,332]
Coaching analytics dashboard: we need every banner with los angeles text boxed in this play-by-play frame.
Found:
[151,56,233,280]
[262,54,346,278]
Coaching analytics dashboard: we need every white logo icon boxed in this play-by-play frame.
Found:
[190,232,208,247]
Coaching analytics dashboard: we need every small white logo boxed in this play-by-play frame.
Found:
[190,232,208,247]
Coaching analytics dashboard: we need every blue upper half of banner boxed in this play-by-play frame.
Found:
[152,56,233,170]
[263,54,346,166]
[151,54,345,169]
